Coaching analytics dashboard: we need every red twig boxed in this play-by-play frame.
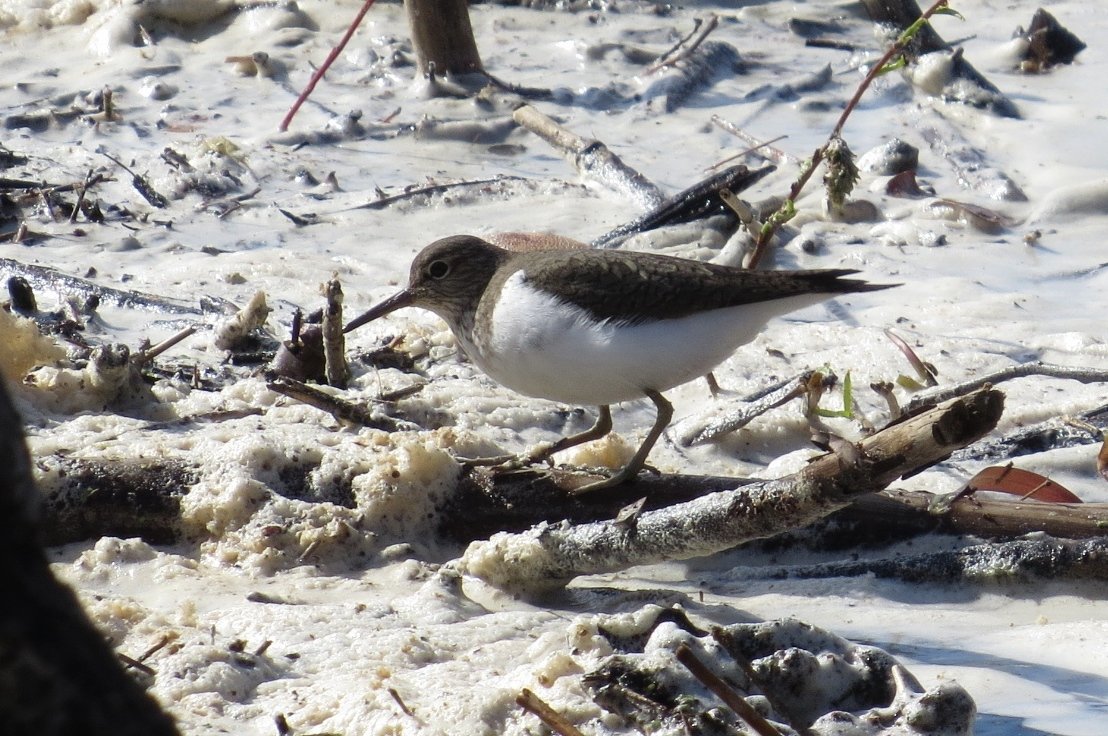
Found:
[746,0,952,269]
[279,0,378,132]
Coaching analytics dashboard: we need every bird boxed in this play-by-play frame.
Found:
[345,234,893,492]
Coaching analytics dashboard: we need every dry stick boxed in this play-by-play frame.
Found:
[746,0,953,269]
[68,168,97,223]
[266,376,404,431]
[135,325,197,366]
[646,14,720,74]
[674,644,783,736]
[710,116,795,167]
[279,0,377,131]
[350,175,530,211]
[513,104,665,209]
[459,388,1003,596]
[388,687,416,719]
[516,688,585,736]
[904,362,1108,415]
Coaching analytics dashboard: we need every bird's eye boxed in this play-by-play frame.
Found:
[426,260,451,280]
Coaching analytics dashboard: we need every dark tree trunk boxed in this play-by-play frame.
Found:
[404,0,483,76]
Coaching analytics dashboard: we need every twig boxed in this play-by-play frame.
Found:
[710,117,795,168]
[135,326,197,365]
[350,175,530,211]
[904,362,1108,415]
[137,635,171,663]
[388,687,416,718]
[68,169,98,223]
[101,152,169,209]
[718,187,762,240]
[516,688,585,736]
[266,376,409,431]
[117,652,157,676]
[646,14,719,74]
[707,132,792,171]
[674,644,783,736]
[279,0,377,132]
[0,256,228,315]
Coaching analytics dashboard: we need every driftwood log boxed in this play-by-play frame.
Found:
[0,378,178,734]
[457,388,1005,595]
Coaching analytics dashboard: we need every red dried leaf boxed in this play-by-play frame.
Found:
[885,170,931,198]
[966,465,1082,503]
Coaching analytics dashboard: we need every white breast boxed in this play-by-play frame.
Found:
[455,270,831,406]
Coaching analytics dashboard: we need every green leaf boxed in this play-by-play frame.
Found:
[933,6,965,20]
[878,56,908,75]
[814,370,855,418]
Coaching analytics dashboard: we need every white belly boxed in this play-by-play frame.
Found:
[457,271,828,406]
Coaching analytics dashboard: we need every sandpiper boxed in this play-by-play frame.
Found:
[346,235,892,491]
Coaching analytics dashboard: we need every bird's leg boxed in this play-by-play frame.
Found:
[570,389,673,494]
[524,405,613,465]
[458,406,613,471]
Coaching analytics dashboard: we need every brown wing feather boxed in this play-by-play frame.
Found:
[521,249,889,324]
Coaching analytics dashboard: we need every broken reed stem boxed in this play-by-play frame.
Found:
[747,0,952,269]
[674,644,783,736]
[279,0,377,131]
[516,688,585,736]
[322,278,350,389]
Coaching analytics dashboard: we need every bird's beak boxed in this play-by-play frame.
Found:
[344,288,414,333]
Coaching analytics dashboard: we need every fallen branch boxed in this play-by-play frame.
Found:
[266,376,415,432]
[0,257,234,315]
[841,488,1108,542]
[951,402,1107,463]
[512,104,665,209]
[904,361,1108,414]
[734,536,1108,584]
[642,40,742,114]
[457,388,1004,596]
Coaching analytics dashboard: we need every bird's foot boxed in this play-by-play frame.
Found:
[559,462,660,494]
[457,443,556,472]
[456,453,518,468]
